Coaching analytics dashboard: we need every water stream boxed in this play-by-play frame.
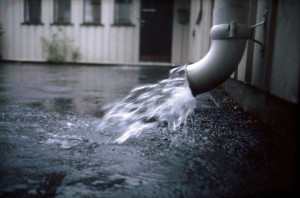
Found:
[98,65,196,143]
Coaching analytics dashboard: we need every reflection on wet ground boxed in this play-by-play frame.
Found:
[0,63,297,198]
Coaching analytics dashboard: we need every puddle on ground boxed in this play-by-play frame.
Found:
[0,63,295,197]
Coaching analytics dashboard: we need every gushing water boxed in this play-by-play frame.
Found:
[99,65,196,143]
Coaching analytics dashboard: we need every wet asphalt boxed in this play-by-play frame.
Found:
[0,63,298,198]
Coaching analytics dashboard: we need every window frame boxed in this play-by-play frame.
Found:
[82,0,103,26]
[112,0,135,27]
[52,0,72,26]
[22,0,43,25]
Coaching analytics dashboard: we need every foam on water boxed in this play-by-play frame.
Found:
[98,65,196,143]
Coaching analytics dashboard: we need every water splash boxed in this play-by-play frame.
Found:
[99,65,196,144]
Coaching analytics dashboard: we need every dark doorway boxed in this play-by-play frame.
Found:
[140,0,174,62]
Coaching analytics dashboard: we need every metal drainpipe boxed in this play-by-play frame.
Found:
[186,0,251,96]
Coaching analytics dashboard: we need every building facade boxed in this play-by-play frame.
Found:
[0,0,212,65]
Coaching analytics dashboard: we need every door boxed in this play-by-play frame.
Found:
[140,0,174,62]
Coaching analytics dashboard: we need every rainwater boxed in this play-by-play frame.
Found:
[0,63,294,198]
[99,66,196,144]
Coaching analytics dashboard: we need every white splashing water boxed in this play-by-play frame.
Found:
[98,65,196,144]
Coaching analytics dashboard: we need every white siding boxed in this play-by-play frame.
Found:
[250,0,271,90]
[171,0,190,65]
[0,0,194,65]
[236,46,248,82]
[188,0,213,64]
[0,0,142,64]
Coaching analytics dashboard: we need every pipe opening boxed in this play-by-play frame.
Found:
[186,0,250,96]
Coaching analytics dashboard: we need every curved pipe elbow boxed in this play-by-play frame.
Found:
[186,0,250,96]
[186,39,247,96]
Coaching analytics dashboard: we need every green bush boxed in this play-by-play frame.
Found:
[71,47,81,62]
[42,27,81,63]
[0,23,4,60]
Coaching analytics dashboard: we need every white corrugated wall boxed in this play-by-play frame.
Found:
[0,0,195,65]
[0,0,141,64]
[188,0,213,64]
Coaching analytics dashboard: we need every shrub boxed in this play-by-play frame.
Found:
[0,23,4,60]
[42,27,81,63]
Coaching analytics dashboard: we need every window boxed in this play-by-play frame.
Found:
[54,0,71,24]
[114,0,133,25]
[84,0,101,24]
[24,0,42,24]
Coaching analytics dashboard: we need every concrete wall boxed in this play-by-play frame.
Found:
[269,0,300,104]
[233,0,300,104]
[0,0,193,65]
[222,0,299,141]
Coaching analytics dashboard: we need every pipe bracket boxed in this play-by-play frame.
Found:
[249,10,268,57]
[210,9,268,57]
[210,21,251,40]
[251,10,268,29]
